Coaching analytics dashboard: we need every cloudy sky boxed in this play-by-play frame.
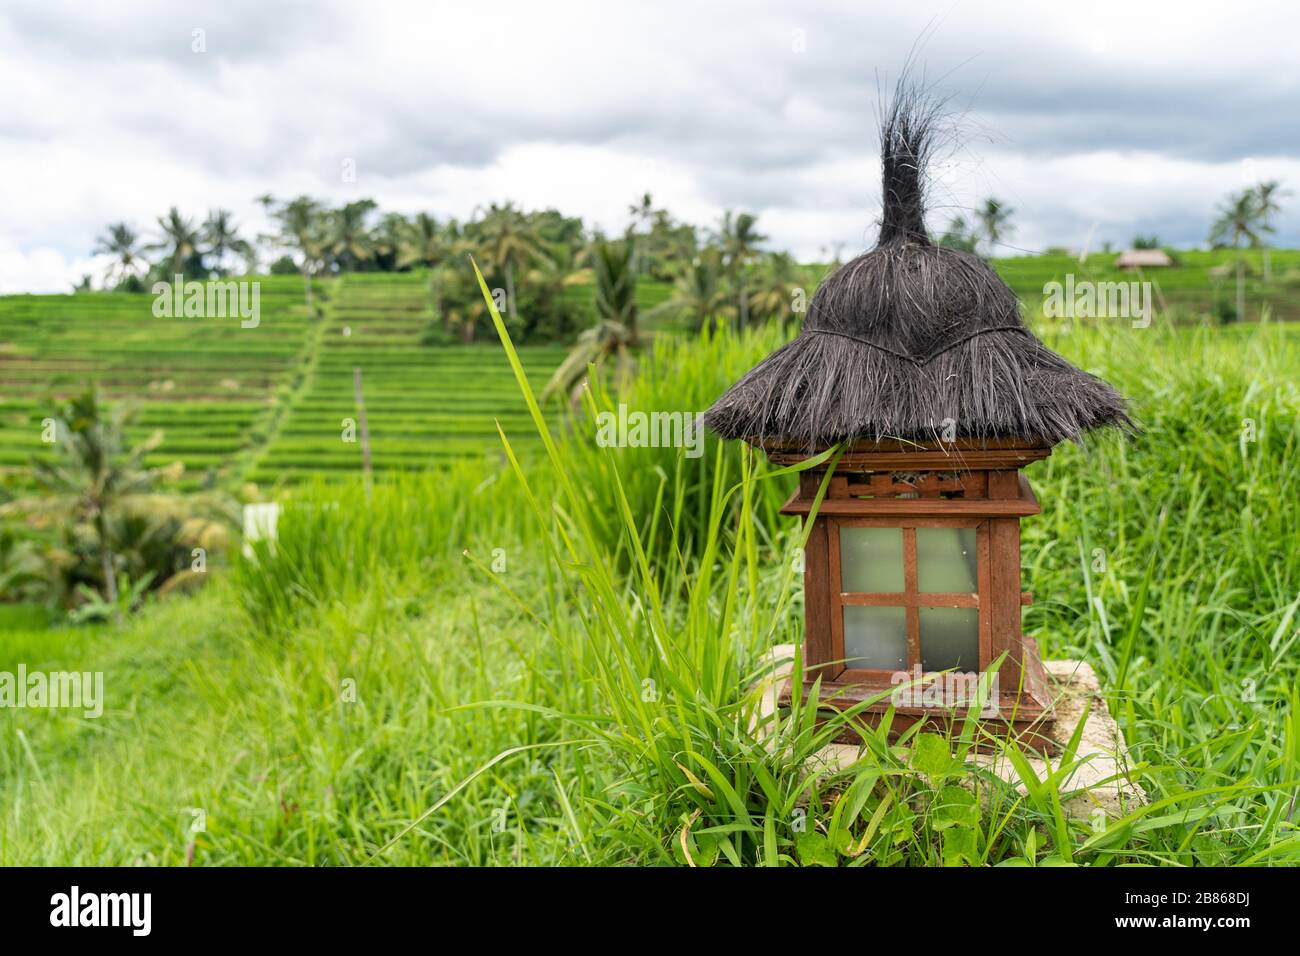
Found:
[2,0,1298,292]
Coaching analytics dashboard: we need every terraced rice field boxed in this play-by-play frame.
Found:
[0,272,567,491]
[248,271,564,485]
[4,250,1295,492]
[0,277,316,489]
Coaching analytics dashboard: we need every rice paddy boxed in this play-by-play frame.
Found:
[4,249,1294,494]
[0,273,566,492]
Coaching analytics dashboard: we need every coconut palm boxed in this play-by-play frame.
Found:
[642,210,698,280]
[1253,180,1289,283]
[530,210,586,266]
[628,192,655,232]
[747,252,805,326]
[627,192,655,271]
[262,195,326,308]
[397,212,454,325]
[975,198,1014,256]
[647,247,734,332]
[474,202,545,321]
[0,527,47,604]
[543,237,639,402]
[202,210,254,275]
[397,213,448,269]
[718,210,767,328]
[937,215,978,253]
[437,265,491,343]
[147,207,204,279]
[372,212,410,271]
[92,223,147,288]
[1209,190,1263,322]
[326,199,378,271]
[2,392,175,616]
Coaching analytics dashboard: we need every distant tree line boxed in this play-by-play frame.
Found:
[90,179,1289,343]
[90,196,823,346]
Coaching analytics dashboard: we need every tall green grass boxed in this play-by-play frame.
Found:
[4,310,1300,865]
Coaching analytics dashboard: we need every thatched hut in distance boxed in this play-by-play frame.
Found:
[1116,249,1172,269]
[704,86,1129,750]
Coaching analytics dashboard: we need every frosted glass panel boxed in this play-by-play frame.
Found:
[916,526,978,592]
[843,606,907,671]
[920,607,979,672]
[840,527,904,593]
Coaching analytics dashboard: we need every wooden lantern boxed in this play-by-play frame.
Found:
[770,439,1056,749]
[701,89,1129,752]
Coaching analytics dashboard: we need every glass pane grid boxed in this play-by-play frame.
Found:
[836,521,984,673]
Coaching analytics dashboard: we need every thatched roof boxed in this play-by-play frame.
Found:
[703,86,1130,450]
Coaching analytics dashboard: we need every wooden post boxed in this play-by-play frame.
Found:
[986,470,1024,694]
[353,366,373,495]
[803,517,833,679]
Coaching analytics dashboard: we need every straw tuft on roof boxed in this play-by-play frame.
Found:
[703,81,1130,450]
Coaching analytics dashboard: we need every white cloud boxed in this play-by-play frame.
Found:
[0,240,102,294]
[0,0,1298,291]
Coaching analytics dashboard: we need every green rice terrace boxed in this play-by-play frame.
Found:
[0,273,566,491]
[244,273,565,486]
[1,248,1297,495]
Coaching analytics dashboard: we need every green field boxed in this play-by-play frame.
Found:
[4,249,1298,495]
[0,273,567,491]
[246,272,564,486]
[994,248,1300,320]
[0,277,315,488]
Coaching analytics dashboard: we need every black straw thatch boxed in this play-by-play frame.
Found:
[703,82,1130,450]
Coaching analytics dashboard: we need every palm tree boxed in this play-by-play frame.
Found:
[475,202,545,321]
[372,212,410,271]
[398,212,453,326]
[262,195,325,308]
[975,199,1014,257]
[1253,180,1288,283]
[747,252,805,326]
[436,265,490,343]
[627,192,655,272]
[326,199,378,271]
[937,215,978,253]
[543,237,639,402]
[0,527,46,604]
[396,212,446,269]
[1209,190,1263,322]
[147,207,204,278]
[647,247,734,332]
[202,210,254,275]
[642,210,698,280]
[718,210,767,328]
[628,193,655,232]
[92,222,147,288]
[10,392,175,614]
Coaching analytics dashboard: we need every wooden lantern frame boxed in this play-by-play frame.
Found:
[771,439,1057,750]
